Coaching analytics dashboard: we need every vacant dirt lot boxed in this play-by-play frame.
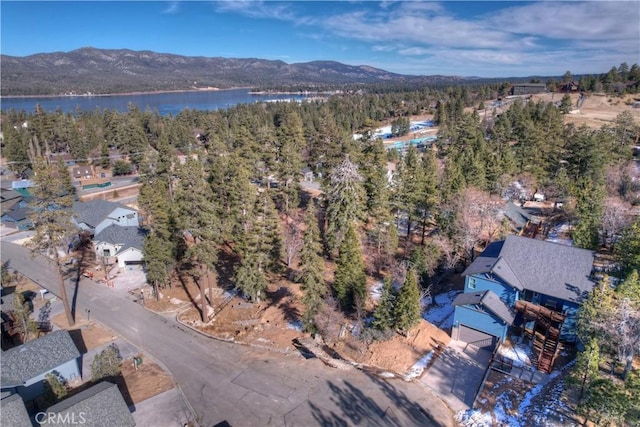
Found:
[532,93,640,128]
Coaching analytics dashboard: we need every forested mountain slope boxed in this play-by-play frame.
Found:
[0,47,463,96]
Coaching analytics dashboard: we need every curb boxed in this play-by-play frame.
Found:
[87,317,200,427]
[174,304,300,357]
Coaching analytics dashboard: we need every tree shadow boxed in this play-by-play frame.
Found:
[70,245,91,322]
[307,375,446,427]
[176,271,202,320]
[277,298,300,325]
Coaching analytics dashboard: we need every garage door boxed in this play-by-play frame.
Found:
[458,325,497,349]
[125,261,145,271]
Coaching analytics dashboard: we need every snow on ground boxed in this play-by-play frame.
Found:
[422,290,460,329]
[403,350,435,381]
[287,320,303,331]
[456,370,566,427]
[370,281,383,302]
[546,223,573,246]
[497,340,533,367]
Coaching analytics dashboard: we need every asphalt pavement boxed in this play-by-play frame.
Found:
[1,241,455,427]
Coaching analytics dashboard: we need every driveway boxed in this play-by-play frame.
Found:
[2,241,455,427]
[421,340,492,413]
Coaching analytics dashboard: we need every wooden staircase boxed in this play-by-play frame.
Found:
[515,300,565,373]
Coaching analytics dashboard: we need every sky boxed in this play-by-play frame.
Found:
[1,1,639,78]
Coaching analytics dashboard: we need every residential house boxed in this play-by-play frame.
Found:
[301,167,314,182]
[72,200,139,236]
[49,152,76,167]
[0,330,81,402]
[510,83,547,96]
[46,381,135,427]
[502,201,542,238]
[452,235,595,372]
[0,188,23,212]
[93,224,145,272]
[72,165,94,181]
[0,205,33,230]
[1,393,31,426]
[11,179,34,190]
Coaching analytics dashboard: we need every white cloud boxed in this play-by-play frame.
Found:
[489,2,638,42]
[162,1,180,14]
[213,1,313,24]
[398,47,431,56]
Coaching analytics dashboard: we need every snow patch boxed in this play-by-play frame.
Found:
[497,341,533,367]
[422,290,460,329]
[403,350,435,381]
[287,320,303,331]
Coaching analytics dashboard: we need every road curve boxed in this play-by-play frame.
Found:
[1,241,454,427]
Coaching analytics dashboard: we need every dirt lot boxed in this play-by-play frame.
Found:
[152,268,451,376]
[117,355,174,404]
[52,313,117,351]
[532,92,640,128]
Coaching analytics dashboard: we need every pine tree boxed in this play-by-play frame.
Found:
[174,157,221,321]
[234,250,268,302]
[394,268,422,335]
[324,156,366,257]
[90,343,123,381]
[28,152,75,326]
[617,269,640,307]
[12,292,37,343]
[372,277,395,331]
[616,218,640,275]
[572,337,600,399]
[573,179,605,250]
[43,372,68,406]
[275,109,305,213]
[333,223,366,312]
[298,202,327,331]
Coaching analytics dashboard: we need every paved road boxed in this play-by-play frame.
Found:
[2,242,454,427]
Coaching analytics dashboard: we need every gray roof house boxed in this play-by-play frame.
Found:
[1,330,81,402]
[72,200,139,236]
[452,290,515,326]
[46,381,135,427]
[93,225,145,271]
[453,235,596,367]
[469,235,595,304]
[1,393,31,427]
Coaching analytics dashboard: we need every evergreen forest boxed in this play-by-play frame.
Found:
[2,63,640,423]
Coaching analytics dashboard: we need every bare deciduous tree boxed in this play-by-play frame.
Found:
[284,215,303,272]
[600,196,632,247]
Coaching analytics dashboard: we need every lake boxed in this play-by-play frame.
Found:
[0,89,310,115]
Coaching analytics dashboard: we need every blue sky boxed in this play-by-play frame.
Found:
[1,1,638,77]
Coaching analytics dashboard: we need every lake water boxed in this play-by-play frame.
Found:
[0,89,309,115]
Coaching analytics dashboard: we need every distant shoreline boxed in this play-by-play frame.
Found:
[0,86,254,99]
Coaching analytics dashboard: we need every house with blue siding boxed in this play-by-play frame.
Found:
[0,330,81,402]
[452,235,595,372]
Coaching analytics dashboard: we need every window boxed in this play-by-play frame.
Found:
[468,278,477,289]
[102,249,111,257]
[126,213,135,219]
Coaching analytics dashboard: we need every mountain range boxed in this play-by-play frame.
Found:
[0,47,465,96]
